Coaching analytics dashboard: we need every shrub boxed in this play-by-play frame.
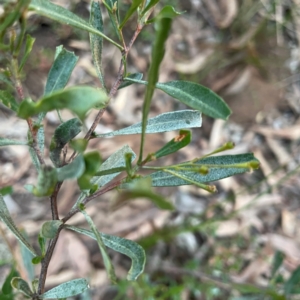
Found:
[0,0,259,299]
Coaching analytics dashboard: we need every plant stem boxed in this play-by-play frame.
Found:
[37,227,62,295]
[61,178,123,223]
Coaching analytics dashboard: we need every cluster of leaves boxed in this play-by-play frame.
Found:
[0,0,260,299]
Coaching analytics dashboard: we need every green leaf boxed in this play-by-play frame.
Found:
[147,5,183,23]
[32,256,42,265]
[41,220,62,239]
[0,194,37,256]
[38,233,46,256]
[90,1,106,90]
[119,0,143,29]
[66,225,146,281]
[19,34,35,72]
[36,125,45,158]
[0,0,30,37]
[0,138,27,146]
[11,277,33,297]
[91,144,136,188]
[18,86,108,120]
[80,208,117,284]
[29,0,123,50]
[138,16,172,164]
[2,267,19,295]
[154,129,191,158]
[83,152,102,175]
[19,230,35,281]
[271,251,284,279]
[156,81,231,120]
[118,73,143,90]
[29,146,40,170]
[0,186,13,196]
[96,110,201,137]
[56,155,85,181]
[44,47,78,95]
[50,118,82,167]
[118,177,173,210]
[77,151,102,190]
[32,166,57,197]
[284,266,300,295]
[103,0,121,41]
[125,79,231,120]
[142,0,160,14]
[0,73,13,87]
[0,90,19,112]
[149,153,259,187]
[41,278,89,299]
[69,139,88,153]
[72,145,135,209]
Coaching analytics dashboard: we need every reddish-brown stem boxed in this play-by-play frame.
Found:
[61,178,123,224]
[37,227,62,295]
[26,118,45,166]
[50,182,63,220]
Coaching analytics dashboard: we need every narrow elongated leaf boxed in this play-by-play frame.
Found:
[156,81,231,120]
[284,266,300,295]
[19,35,35,72]
[29,146,40,170]
[41,220,62,239]
[92,144,136,188]
[104,0,121,40]
[57,155,85,181]
[0,90,19,112]
[0,195,36,256]
[119,0,143,28]
[0,0,30,36]
[11,277,33,297]
[117,178,173,210]
[96,110,201,137]
[36,126,45,157]
[45,47,78,95]
[138,17,172,164]
[50,118,82,167]
[0,138,27,146]
[0,73,13,87]
[41,278,89,299]
[90,1,106,90]
[66,225,146,280]
[154,129,191,158]
[19,235,35,281]
[80,208,117,284]
[124,78,231,120]
[118,73,143,90]
[29,0,122,50]
[1,267,19,295]
[18,86,108,120]
[271,251,284,279]
[149,153,259,187]
[142,0,160,14]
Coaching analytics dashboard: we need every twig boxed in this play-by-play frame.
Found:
[37,227,63,295]
[61,178,123,223]
[50,182,63,220]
